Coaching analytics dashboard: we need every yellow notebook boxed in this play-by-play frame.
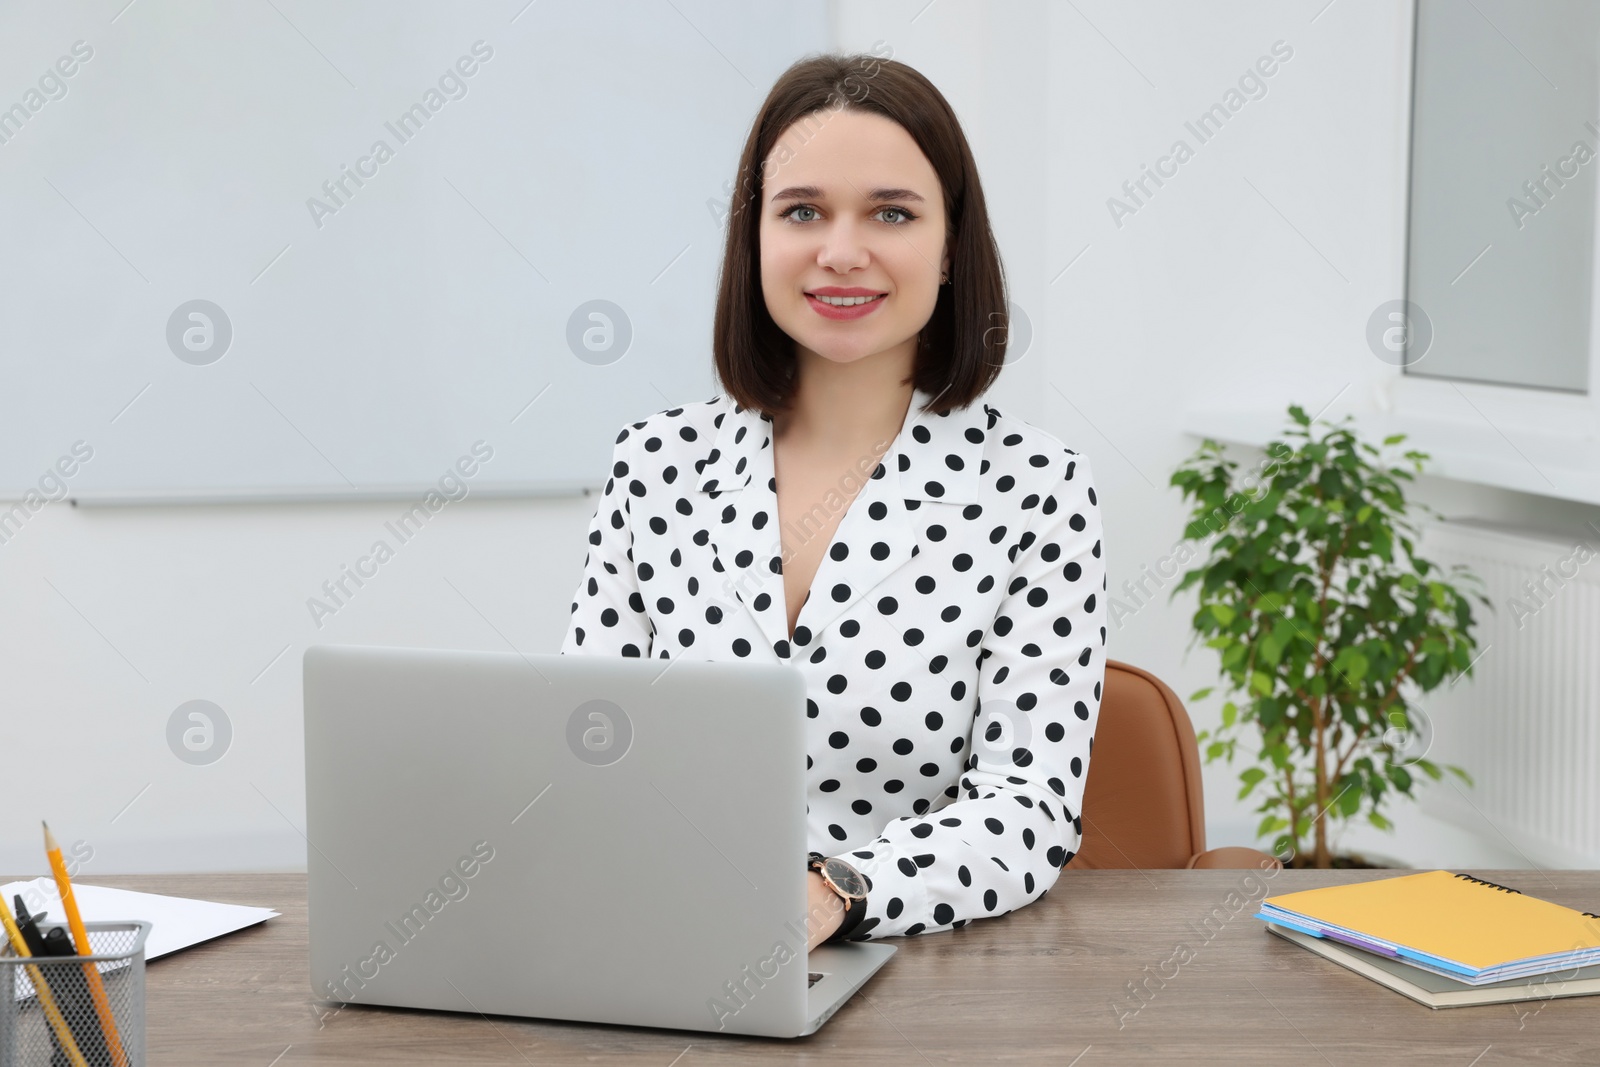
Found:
[1257,870,1600,985]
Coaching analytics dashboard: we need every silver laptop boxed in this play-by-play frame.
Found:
[302,643,895,1038]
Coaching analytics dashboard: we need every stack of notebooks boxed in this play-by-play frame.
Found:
[1256,870,1600,1008]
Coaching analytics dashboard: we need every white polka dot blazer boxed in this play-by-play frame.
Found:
[560,386,1108,940]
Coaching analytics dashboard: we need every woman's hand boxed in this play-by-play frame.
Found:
[805,869,846,952]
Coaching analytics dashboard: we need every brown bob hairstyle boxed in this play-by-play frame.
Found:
[712,51,1009,420]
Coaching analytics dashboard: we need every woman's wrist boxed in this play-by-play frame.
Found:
[806,870,847,945]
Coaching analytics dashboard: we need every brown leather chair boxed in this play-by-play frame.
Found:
[1065,660,1281,871]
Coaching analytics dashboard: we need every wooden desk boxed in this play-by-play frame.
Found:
[42,870,1600,1065]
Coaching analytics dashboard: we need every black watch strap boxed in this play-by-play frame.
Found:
[829,893,868,941]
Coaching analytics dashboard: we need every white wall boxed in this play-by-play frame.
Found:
[1046,0,1421,859]
[7,0,1595,875]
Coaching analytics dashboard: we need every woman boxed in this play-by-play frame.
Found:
[561,53,1107,951]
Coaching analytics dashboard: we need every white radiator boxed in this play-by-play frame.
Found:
[1415,519,1600,868]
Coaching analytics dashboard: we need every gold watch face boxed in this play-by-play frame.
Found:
[823,857,866,898]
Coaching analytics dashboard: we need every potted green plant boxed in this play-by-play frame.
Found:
[1169,405,1489,869]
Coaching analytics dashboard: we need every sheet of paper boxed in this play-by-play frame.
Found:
[3,877,279,1000]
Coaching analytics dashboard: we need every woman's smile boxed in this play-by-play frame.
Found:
[805,290,889,320]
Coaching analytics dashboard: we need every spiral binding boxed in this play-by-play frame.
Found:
[1453,872,1522,894]
[1454,873,1600,917]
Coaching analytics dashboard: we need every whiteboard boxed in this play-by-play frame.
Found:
[0,0,828,503]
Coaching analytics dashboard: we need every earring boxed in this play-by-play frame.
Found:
[940,272,950,285]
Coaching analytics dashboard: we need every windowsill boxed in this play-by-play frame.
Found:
[1180,402,1600,507]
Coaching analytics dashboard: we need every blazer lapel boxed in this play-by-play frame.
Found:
[692,389,990,655]
[782,447,915,642]
[694,401,792,653]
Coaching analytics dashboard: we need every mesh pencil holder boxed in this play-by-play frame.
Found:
[0,920,151,1067]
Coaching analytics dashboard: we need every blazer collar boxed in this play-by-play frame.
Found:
[691,387,989,655]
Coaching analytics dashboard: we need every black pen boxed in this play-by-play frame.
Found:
[34,909,111,1067]
[12,895,51,957]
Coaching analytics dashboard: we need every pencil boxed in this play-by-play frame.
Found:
[0,894,90,1067]
[44,822,130,1067]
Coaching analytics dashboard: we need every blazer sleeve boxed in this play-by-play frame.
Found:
[559,426,654,658]
[830,449,1108,939]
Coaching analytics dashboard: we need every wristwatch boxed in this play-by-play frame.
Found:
[808,851,869,941]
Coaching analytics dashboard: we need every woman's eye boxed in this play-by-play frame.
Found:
[777,205,917,225]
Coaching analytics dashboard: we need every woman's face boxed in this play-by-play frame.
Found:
[759,108,949,374]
